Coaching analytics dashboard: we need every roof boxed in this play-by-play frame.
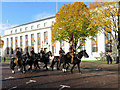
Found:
[8,16,55,30]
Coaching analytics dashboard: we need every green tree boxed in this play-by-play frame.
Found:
[51,2,96,52]
[88,1,119,62]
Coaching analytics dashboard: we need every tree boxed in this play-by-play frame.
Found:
[51,2,97,52]
[0,36,4,48]
[88,1,119,62]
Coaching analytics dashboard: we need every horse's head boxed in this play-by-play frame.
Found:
[66,52,72,59]
[48,51,52,57]
[78,50,89,58]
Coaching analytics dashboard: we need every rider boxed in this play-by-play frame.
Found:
[59,47,65,58]
[25,48,30,57]
[58,47,65,68]
[15,48,22,68]
[40,48,45,55]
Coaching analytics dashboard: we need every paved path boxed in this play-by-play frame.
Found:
[1,62,119,89]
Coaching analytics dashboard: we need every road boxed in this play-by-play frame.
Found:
[1,61,119,90]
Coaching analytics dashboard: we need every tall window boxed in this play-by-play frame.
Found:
[37,33,41,52]
[44,22,47,27]
[7,38,9,54]
[15,29,17,33]
[20,36,23,52]
[25,35,28,48]
[31,34,34,48]
[92,37,98,52]
[31,26,34,29]
[44,31,48,44]
[60,40,65,51]
[11,37,13,54]
[37,24,40,28]
[20,28,22,32]
[52,21,54,25]
[25,27,28,30]
[15,37,18,49]
[11,31,13,34]
[52,43,56,55]
[105,33,112,52]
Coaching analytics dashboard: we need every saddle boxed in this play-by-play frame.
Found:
[14,58,18,65]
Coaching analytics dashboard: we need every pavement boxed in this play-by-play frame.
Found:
[0,61,119,90]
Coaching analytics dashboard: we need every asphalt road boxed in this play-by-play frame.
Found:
[1,61,119,90]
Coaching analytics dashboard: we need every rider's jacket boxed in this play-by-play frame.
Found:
[59,49,65,56]
[16,51,21,58]
[40,50,45,55]
[25,51,30,58]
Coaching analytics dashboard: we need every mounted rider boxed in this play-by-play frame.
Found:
[40,48,45,56]
[15,48,22,68]
[30,47,35,60]
[59,47,65,58]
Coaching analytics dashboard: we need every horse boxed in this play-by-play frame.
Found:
[50,52,72,72]
[10,56,24,74]
[38,51,52,70]
[71,50,89,73]
[50,56,60,71]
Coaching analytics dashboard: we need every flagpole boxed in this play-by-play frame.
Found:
[56,0,58,13]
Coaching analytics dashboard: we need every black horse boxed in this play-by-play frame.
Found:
[38,51,52,70]
[50,52,72,72]
[71,50,89,73]
[10,57,24,74]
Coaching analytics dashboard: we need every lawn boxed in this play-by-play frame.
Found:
[81,60,116,63]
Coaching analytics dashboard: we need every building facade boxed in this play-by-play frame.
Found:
[1,16,112,60]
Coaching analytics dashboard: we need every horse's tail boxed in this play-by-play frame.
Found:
[10,59,16,70]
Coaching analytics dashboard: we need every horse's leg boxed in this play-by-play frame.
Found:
[10,61,15,74]
[50,59,55,71]
[66,63,70,70]
[77,63,82,73]
[36,60,40,69]
[62,62,66,73]
[71,64,76,73]
[57,61,60,70]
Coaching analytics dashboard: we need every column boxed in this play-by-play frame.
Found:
[34,33,38,53]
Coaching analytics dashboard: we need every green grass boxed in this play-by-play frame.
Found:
[81,60,116,63]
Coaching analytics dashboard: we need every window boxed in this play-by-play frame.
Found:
[44,22,47,27]
[52,21,54,25]
[105,33,112,52]
[31,34,34,48]
[11,31,13,34]
[15,29,17,33]
[52,43,56,55]
[37,33,41,52]
[15,37,18,49]
[20,36,22,48]
[44,31,48,44]
[7,38,9,47]
[37,24,40,28]
[31,26,34,29]
[25,35,28,47]
[20,28,22,32]
[11,37,13,48]
[92,37,98,52]
[25,27,28,30]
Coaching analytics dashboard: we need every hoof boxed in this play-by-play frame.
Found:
[23,71,26,73]
[64,69,66,72]
[62,69,65,72]
[18,68,20,72]
[12,70,15,74]
[79,71,82,74]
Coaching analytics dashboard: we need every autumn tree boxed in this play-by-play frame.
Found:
[88,1,119,62]
[51,2,96,52]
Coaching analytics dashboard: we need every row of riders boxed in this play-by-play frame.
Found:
[10,47,89,74]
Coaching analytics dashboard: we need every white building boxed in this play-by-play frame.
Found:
[1,16,112,60]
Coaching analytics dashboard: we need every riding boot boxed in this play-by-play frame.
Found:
[57,61,60,70]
